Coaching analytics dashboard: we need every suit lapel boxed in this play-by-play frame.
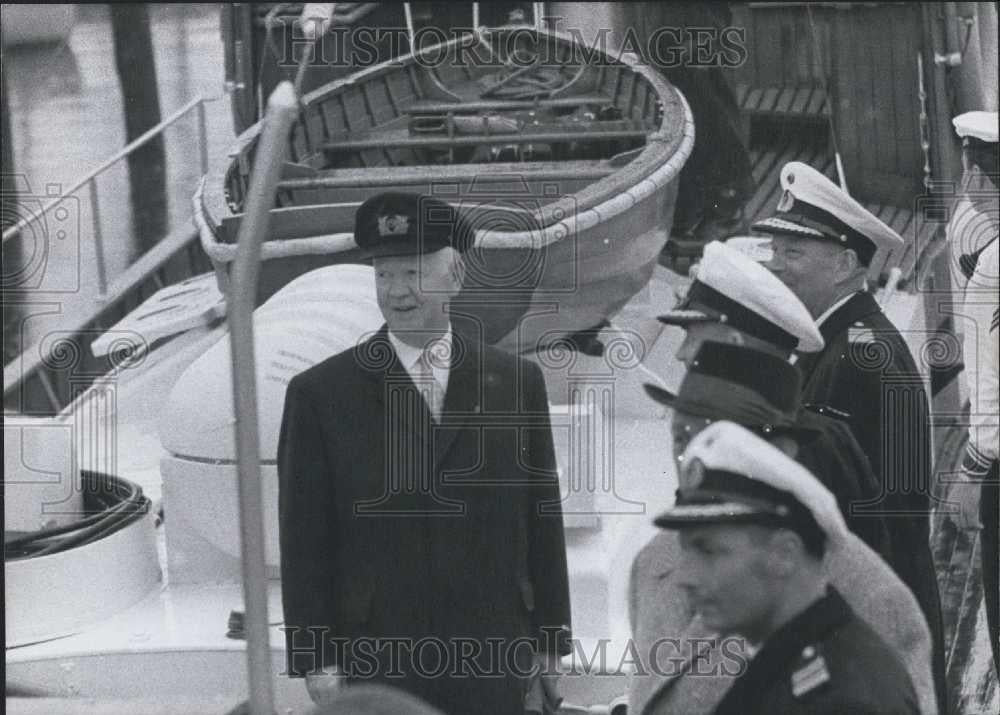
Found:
[358,325,435,448]
[434,331,481,468]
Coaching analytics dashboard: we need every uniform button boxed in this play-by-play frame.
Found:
[803,645,816,658]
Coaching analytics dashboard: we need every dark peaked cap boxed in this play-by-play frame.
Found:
[354,191,475,258]
[643,341,815,437]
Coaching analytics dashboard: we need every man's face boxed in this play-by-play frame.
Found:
[671,410,713,469]
[674,321,743,366]
[675,524,779,640]
[765,235,842,317]
[374,248,462,341]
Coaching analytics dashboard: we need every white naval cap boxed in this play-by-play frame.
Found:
[654,421,848,546]
[953,111,999,143]
[658,241,824,353]
[752,161,904,266]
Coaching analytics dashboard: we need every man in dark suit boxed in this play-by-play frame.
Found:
[654,421,921,715]
[277,192,572,715]
[755,161,946,713]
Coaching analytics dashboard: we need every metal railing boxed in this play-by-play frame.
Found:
[2,94,219,296]
[4,94,224,415]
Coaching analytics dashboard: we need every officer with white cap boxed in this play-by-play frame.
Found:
[655,421,921,715]
[755,161,905,317]
[752,162,945,711]
[957,237,999,673]
[946,111,998,304]
[659,240,824,365]
[948,112,999,672]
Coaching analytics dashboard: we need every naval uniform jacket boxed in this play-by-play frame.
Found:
[277,324,572,715]
[794,292,944,664]
[712,587,919,715]
[627,530,936,715]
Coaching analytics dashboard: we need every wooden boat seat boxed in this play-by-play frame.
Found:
[404,95,618,114]
[278,160,619,191]
[321,124,651,154]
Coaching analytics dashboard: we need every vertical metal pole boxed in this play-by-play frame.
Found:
[404,3,416,51]
[228,80,298,715]
[197,99,210,176]
[89,179,108,296]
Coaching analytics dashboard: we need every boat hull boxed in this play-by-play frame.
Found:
[198,27,693,353]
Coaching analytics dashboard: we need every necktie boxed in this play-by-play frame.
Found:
[416,350,443,422]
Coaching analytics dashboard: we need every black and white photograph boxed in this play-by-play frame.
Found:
[2,3,997,713]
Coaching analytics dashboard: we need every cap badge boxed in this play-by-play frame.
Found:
[776,190,795,212]
[377,214,410,237]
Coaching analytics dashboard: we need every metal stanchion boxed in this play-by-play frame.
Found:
[227,80,298,715]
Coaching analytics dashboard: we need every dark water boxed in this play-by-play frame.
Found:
[4,4,237,353]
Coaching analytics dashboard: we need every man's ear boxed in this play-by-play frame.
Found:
[764,530,802,577]
[835,248,862,283]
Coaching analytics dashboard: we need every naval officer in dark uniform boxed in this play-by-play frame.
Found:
[755,162,947,711]
[655,421,921,715]
[277,192,571,714]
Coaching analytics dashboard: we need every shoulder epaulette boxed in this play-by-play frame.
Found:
[847,321,875,344]
[791,644,831,698]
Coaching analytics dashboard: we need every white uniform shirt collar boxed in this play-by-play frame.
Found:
[815,291,861,328]
[387,326,452,391]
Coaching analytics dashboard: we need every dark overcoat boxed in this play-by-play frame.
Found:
[795,290,945,711]
[795,408,891,560]
[277,324,572,715]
